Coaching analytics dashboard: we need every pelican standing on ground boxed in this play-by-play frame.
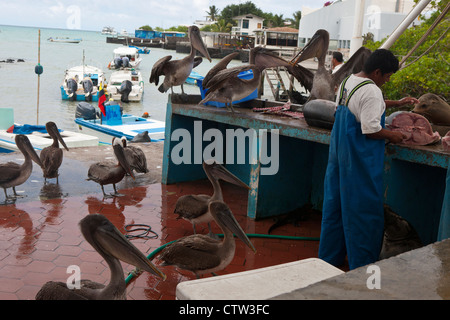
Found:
[150,25,211,94]
[0,134,42,202]
[87,137,135,198]
[291,29,372,101]
[199,46,306,112]
[36,214,166,300]
[160,200,256,278]
[120,136,148,174]
[40,121,69,184]
[175,160,250,237]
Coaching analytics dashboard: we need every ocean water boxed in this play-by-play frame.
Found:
[0,25,245,132]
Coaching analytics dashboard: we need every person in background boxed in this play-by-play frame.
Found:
[318,49,419,270]
[331,51,344,74]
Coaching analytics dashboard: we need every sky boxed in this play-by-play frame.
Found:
[0,0,322,32]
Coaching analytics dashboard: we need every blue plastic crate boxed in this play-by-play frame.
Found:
[196,70,258,108]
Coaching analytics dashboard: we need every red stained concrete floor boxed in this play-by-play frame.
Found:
[0,180,323,300]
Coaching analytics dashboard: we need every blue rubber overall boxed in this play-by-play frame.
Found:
[319,77,385,270]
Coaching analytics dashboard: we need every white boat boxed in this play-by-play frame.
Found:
[61,57,107,102]
[75,112,165,143]
[101,26,117,36]
[108,69,144,102]
[108,47,142,69]
[48,37,82,44]
[0,123,99,153]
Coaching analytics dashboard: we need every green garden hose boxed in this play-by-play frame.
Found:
[125,233,320,284]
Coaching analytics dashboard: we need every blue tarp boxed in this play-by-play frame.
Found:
[11,124,62,134]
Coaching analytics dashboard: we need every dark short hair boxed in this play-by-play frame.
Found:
[363,49,399,75]
[332,51,343,62]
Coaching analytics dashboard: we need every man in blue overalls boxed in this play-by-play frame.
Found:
[319,49,419,270]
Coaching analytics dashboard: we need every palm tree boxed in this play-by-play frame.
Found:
[212,19,233,33]
[292,11,302,29]
[206,5,220,21]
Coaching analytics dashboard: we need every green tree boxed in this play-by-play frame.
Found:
[220,1,265,26]
[211,19,233,33]
[139,25,153,31]
[206,5,220,21]
[364,3,449,101]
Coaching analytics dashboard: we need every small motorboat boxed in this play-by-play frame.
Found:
[108,69,144,102]
[60,53,107,102]
[74,102,164,143]
[48,37,82,44]
[0,123,99,153]
[108,47,142,70]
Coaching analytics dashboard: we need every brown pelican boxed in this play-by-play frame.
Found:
[201,51,240,88]
[150,25,211,94]
[120,136,148,174]
[175,160,250,237]
[40,121,69,184]
[0,134,42,202]
[35,214,166,300]
[199,46,306,112]
[87,137,135,198]
[160,200,256,278]
[291,29,372,101]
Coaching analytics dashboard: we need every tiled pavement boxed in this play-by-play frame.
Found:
[0,180,322,300]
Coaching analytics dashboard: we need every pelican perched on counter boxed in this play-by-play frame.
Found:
[120,136,148,174]
[291,29,371,101]
[199,46,306,112]
[0,134,42,202]
[160,200,256,278]
[36,214,166,300]
[87,137,135,198]
[40,122,69,184]
[150,25,211,94]
[175,160,250,237]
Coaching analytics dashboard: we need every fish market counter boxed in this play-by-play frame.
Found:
[162,94,450,244]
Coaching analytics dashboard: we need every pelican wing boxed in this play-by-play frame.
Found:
[40,147,63,178]
[150,55,172,85]
[87,162,115,183]
[332,47,372,87]
[0,162,21,184]
[286,64,314,93]
[204,65,255,93]
[161,234,221,271]
[174,194,210,220]
[203,52,240,88]
[36,281,90,300]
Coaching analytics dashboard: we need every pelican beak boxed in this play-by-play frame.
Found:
[91,216,166,280]
[48,122,69,151]
[208,162,250,190]
[113,142,135,180]
[210,201,256,253]
[16,134,43,168]
[189,26,211,62]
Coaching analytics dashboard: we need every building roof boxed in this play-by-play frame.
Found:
[265,27,299,34]
[232,13,264,20]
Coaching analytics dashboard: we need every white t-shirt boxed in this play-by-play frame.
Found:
[332,63,343,74]
[335,74,385,134]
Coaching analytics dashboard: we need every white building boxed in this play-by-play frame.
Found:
[298,0,418,57]
[231,14,264,36]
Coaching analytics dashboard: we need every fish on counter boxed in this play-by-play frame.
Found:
[386,111,441,146]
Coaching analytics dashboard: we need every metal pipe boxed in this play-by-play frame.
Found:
[380,0,432,49]
[350,0,366,56]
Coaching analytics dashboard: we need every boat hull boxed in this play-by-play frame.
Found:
[61,86,100,101]
[0,124,99,153]
[75,115,165,143]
